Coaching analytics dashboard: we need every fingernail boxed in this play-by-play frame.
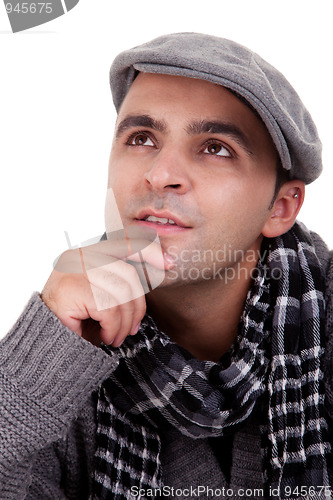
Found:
[131,322,141,335]
[113,337,125,347]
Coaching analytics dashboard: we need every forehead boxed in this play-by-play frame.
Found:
[119,72,250,115]
[117,73,277,160]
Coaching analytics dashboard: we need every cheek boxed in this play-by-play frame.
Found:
[108,158,139,200]
[201,180,271,238]
[227,171,274,211]
[107,172,123,210]
[108,154,124,187]
[198,179,245,219]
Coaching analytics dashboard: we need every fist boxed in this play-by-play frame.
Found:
[41,227,173,346]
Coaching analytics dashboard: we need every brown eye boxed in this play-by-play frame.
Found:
[130,134,154,146]
[208,144,220,154]
[203,143,231,157]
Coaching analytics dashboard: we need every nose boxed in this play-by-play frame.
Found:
[144,149,191,194]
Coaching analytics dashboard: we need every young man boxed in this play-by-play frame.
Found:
[1,33,332,499]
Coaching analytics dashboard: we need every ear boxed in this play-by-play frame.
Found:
[262,180,305,238]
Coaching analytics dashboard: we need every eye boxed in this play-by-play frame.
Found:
[127,133,155,147]
[202,142,231,157]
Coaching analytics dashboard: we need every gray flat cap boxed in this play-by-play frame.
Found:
[110,32,322,184]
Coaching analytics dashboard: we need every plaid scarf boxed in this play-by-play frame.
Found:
[92,223,331,499]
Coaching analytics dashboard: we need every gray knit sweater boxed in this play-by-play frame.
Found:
[0,232,332,499]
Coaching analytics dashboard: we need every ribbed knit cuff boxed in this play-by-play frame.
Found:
[0,293,119,478]
[0,293,118,415]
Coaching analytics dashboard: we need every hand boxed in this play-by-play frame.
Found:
[41,227,173,346]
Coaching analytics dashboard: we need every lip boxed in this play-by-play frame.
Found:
[135,210,190,227]
[134,209,191,235]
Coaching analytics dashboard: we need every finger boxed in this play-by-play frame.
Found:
[53,228,174,275]
[129,294,146,333]
[126,226,174,269]
[85,260,145,310]
[110,300,136,347]
[87,287,146,346]
[86,226,156,260]
[87,240,168,270]
[85,226,174,270]
[114,294,146,345]
[89,301,122,345]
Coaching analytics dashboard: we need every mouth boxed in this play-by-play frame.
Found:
[134,210,191,234]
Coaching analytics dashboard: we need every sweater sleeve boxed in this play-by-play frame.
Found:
[0,293,118,499]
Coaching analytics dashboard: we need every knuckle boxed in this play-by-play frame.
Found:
[54,249,82,274]
[58,272,82,289]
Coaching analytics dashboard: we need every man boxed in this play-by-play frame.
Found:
[0,33,332,499]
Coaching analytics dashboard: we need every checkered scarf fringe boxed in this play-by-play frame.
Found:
[92,223,331,499]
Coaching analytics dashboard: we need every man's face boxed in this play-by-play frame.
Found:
[107,73,278,286]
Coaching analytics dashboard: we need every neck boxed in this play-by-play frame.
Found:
[147,255,257,362]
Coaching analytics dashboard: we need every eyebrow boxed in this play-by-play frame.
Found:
[186,120,254,157]
[115,114,254,157]
[115,114,167,138]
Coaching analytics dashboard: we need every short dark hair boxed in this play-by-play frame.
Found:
[269,158,290,209]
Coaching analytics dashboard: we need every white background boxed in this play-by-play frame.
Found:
[0,0,332,337]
